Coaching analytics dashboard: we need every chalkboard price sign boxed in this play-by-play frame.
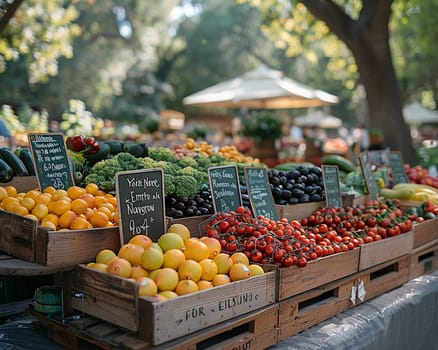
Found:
[244,166,279,220]
[358,151,380,200]
[208,165,242,213]
[322,165,343,208]
[28,133,74,191]
[115,169,166,245]
[389,151,409,184]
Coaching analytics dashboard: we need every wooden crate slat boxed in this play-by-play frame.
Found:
[277,248,359,300]
[277,275,355,341]
[409,239,438,280]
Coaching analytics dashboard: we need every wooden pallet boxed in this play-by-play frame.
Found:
[32,304,278,350]
[354,254,410,302]
[409,239,438,280]
[277,275,355,341]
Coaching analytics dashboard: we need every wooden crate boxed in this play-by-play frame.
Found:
[277,275,356,341]
[354,255,410,302]
[411,217,438,249]
[33,304,278,350]
[409,239,438,280]
[70,264,276,346]
[276,201,324,221]
[358,231,413,271]
[0,210,120,267]
[277,248,359,301]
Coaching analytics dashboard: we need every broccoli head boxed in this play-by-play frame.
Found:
[194,155,212,169]
[148,147,177,163]
[177,156,198,169]
[163,173,176,195]
[174,175,198,198]
[139,156,156,169]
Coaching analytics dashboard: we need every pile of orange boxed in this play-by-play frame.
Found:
[0,183,118,231]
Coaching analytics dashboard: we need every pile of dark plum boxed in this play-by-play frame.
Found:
[267,166,325,205]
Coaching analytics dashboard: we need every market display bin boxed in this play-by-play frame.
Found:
[0,210,120,267]
[411,217,438,249]
[354,254,410,302]
[276,248,360,301]
[32,303,278,350]
[408,238,438,280]
[358,230,413,271]
[70,264,276,346]
[276,201,325,221]
[277,274,356,342]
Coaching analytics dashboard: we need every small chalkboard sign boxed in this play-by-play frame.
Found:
[322,165,343,208]
[208,165,242,213]
[244,166,278,220]
[28,133,74,191]
[115,168,166,245]
[389,151,409,184]
[358,151,380,200]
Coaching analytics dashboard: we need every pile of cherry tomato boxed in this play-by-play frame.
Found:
[201,199,416,269]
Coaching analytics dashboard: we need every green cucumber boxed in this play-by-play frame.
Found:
[0,158,13,182]
[15,147,36,176]
[322,154,356,173]
[0,147,29,176]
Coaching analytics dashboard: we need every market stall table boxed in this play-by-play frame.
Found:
[270,270,438,350]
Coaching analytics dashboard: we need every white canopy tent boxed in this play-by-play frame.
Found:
[183,65,339,109]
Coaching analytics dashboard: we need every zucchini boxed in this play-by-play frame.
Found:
[85,142,111,165]
[0,147,29,176]
[322,154,356,173]
[105,140,124,155]
[0,158,13,183]
[15,147,36,176]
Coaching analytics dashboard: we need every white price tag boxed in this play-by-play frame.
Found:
[357,280,366,302]
[350,285,357,305]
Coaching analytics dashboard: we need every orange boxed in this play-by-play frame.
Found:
[51,189,68,201]
[34,193,52,205]
[51,198,72,216]
[67,186,86,200]
[128,235,153,250]
[85,183,99,195]
[41,213,59,227]
[24,214,39,221]
[118,243,145,266]
[4,185,17,197]
[12,205,29,216]
[112,211,119,224]
[107,257,132,278]
[1,196,19,209]
[107,196,117,208]
[24,190,41,200]
[58,210,78,229]
[20,197,36,211]
[78,193,95,208]
[96,206,113,220]
[40,220,57,231]
[32,203,49,220]
[70,217,91,230]
[83,207,94,220]
[0,187,8,201]
[71,198,88,215]
[89,211,109,228]
[94,196,108,207]
[98,202,115,212]
[43,186,56,195]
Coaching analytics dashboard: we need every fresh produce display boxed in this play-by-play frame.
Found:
[0,146,36,181]
[87,223,265,301]
[267,165,326,205]
[403,164,438,188]
[0,183,118,231]
[379,183,438,204]
[200,199,417,269]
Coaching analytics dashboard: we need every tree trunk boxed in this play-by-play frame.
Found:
[351,33,417,165]
[301,0,418,165]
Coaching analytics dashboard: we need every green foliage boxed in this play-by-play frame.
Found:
[147,147,178,163]
[173,175,199,198]
[0,0,81,84]
[240,111,283,143]
[178,156,198,169]
[60,99,103,137]
[186,125,213,140]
